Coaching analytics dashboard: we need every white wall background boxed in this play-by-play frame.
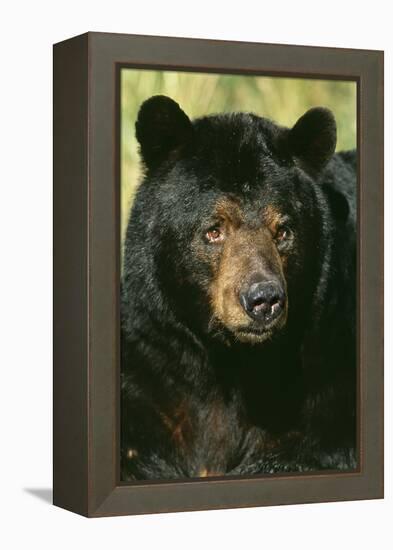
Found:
[0,1,391,548]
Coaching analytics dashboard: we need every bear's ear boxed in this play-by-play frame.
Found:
[287,107,337,177]
[135,95,193,170]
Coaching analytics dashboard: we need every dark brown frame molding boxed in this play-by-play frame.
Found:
[53,32,384,517]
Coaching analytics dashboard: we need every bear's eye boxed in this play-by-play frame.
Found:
[205,226,224,244]
[275,225,291,243]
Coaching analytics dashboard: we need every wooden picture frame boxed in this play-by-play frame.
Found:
[53,32,384,517]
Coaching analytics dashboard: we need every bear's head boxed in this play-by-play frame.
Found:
[130,95,338,345]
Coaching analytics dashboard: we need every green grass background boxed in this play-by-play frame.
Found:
[121,69,356,241]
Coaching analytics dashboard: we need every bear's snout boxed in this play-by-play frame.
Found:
[239,280,286,326]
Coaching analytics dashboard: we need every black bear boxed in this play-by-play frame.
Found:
[121,95,357,480]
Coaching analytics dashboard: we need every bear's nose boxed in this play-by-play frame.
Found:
[240,281,285,324]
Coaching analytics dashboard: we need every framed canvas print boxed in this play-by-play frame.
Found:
[53,32,384,517]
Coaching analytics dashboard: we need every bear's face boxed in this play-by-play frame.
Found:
[134,96,336,344]
[192,193,294,344]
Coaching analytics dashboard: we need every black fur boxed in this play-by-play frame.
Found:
[121,95,357,480]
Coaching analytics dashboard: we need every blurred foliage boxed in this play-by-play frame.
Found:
[121,69,356,241]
